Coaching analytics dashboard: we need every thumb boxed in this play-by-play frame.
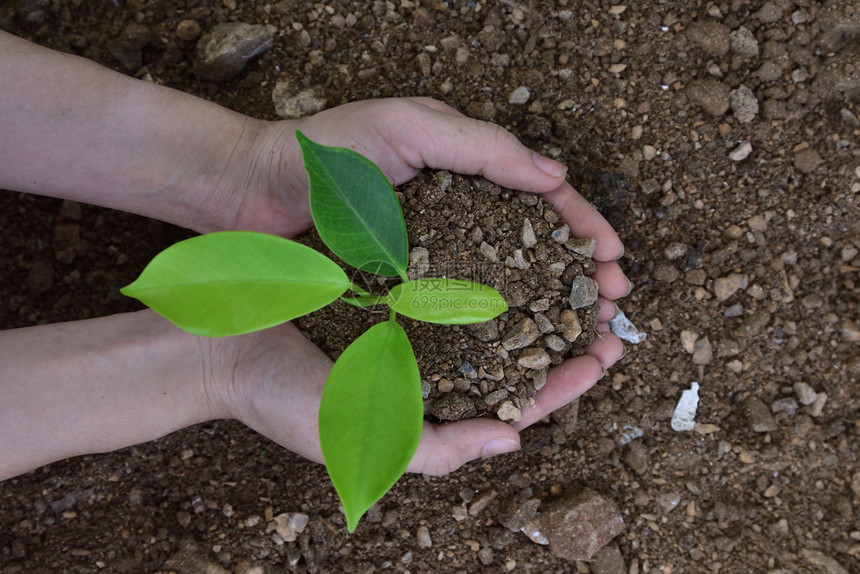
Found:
[406,418,521,476]
[389,98,569,193]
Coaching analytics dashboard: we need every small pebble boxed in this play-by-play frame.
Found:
[568,276,599,309]
[729,141,753,161]
[509,86,531,104]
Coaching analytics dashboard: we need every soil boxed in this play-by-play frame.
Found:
[2,1,859,573]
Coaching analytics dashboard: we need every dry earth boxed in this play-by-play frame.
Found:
[1,1,859,573]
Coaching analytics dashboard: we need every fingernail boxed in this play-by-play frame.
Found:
[623,279,634,298]
[481,438,521,457]
[533,152,567,177]
[614,244,626,261]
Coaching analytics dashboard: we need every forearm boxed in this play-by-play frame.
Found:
[0,30,263,232]
[0,311,226,480]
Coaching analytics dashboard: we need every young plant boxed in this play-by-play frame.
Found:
[121,131,508,532]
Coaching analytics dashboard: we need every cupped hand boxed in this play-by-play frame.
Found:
[223,97,628,475]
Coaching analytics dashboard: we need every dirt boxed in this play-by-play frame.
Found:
[2,1,859,573]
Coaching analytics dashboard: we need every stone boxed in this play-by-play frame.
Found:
[551,225,570,243]
[686,21,730,56]
[692,336,713,365]
[479,241,499,262]
[407,246,430,279]
[176,19,202,41]
[416,525,432,548]
[729,85,759,123]
[742,397,778,433]
[794,148,823,173]
[538,488,625,562]
[793,382,818,405]
[609,311,647,344]
[559,309,583,342]
[564,237,597,258]
[569,276,599,309]
[771,397,799,416]
[800,549,849,574]
[671,383,700,431]
[521,218,537,248]
[590,542,626,574]
[496,400,522,422]
[729,26,759,59]
[623,441,649,475]
[272,84,326,119]
[517,347,551,370]
[499,497,541,533]
[687,80,731,116]
[501,318,541,350]
[273,512,309,542]
[195,22,275,81]
[729,141,753,161]
[545,334,567,352]
[509,86,530,104]
[534,312,554,334]
[714,273,749,301]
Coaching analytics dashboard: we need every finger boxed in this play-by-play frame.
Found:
[382,100,569,193]
[597,297,619,323]
[591,260,631,300]
[512,354,604,430]
[407,418,520,476]
[405,96,466,117]
[541,182,624,261]
[584,326,625,369]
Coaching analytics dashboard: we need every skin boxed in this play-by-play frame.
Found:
[0,30,629,481]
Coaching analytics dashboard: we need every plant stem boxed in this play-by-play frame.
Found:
[349,282,372,297]
[340,295,386,309]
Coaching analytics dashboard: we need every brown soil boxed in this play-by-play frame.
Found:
[2,1,859,573]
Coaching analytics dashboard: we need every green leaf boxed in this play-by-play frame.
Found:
[319,320,423,532]
[386,278,508,324]
[121,231,349,336]
[296,130,409,278]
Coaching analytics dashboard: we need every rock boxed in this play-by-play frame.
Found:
[656,491,682,513]
[469,318,499,342]
[686,21,730,56]
[729,26,759,59]
[623,441,649,475]
[800,549,849,574]
[496,400,522,422]
[431,392,476,420]
[590,542,626,574]
[692,336,713,365]
[564,237,597,258]
[545,334,567,352]
[407,246,430,279]
[794,148,823,173]
[569,276,599,309]
[517,347,551,370]
[538,488,625,562]
[469,489,498,516]
[272,84,326,119]
[534,312,554,334]
[499,497,541,533]
[559,309,583,342]
[551,225,570,243]
[713,273,749,301]
[273,512,309,542]
[793,382,818,405]
[609,311,647,344]
[851,471,860,497]
[754,2,783,24]
[107,23,150,71]
[479,241,499,262]
[195,22,275,81]
[729,85,759,123]
[771,397,799,416]
[176,19,202,41]
[687,80,731,116]
[664,242,688,260]
[521,218,537,248]
[671,382,700,432]
[742,397,778,433]
[509,86,530,104]
[808,393,827,417]
[416,525,432,548]
[729,141,753,161]
[501,318,541,350]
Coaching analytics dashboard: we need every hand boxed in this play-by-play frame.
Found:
[215,98,629,475]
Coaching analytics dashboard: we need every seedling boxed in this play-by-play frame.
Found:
[121,132,508,532]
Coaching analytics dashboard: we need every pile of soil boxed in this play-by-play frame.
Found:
[2,1,859,573]
[299,171,601,423]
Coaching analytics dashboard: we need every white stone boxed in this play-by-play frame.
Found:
[671,382,700,431]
